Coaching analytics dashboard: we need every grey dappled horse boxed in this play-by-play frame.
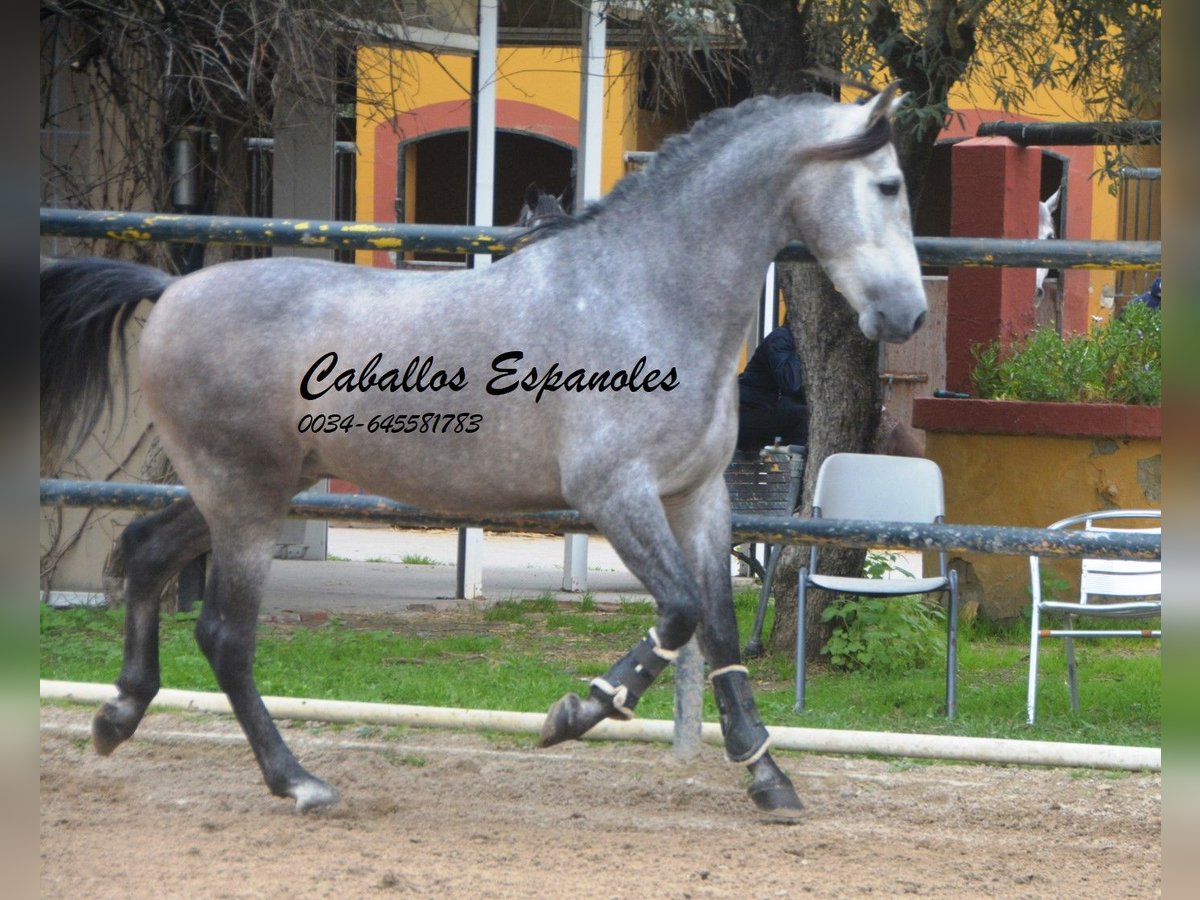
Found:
[41,85,926,820]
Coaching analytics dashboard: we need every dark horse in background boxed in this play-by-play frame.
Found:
[41,84,926,820]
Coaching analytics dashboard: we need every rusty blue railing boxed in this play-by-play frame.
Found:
[40,208,1161,270]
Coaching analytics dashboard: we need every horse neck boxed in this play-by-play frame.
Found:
[574,154,797,365]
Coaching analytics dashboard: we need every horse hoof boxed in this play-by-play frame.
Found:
[291,777,339,813]
[749,783,805,823]
[747,759,804,823]
[92,699,140,756]
[92,715,124,757]
[539,692,585,747]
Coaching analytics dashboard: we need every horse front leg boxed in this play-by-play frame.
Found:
[673,478,804,820]
[194,526,338,812]
[539,477,702,746]
[93,499,211,755]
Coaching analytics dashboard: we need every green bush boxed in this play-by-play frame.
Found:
[819,552,946,674]
[970,303,1160,404]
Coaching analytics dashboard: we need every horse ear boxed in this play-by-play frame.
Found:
[1044,188,1061,213]
[525,182,540,207]
[866,81,906,126]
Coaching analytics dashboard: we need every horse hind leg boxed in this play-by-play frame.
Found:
[194,516,337,811]
[93,498,211,755]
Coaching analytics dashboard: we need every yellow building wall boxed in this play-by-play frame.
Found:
[925,431,1161,620]
[354,45,642,267]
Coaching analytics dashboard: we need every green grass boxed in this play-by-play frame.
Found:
[39,588,1160,748]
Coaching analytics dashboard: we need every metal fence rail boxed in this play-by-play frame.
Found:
[40,479,1160,561]
[40,208,1162,270]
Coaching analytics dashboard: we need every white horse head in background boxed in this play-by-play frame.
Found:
[1035,188,1060,299]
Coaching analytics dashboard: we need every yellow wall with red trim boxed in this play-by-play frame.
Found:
[354,45,643,267]
[940,40,1157,323]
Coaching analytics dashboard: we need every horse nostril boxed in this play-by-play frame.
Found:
[912,310,926,333]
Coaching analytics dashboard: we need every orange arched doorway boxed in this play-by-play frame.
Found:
[401,130,574,227]
[370,99,580,267]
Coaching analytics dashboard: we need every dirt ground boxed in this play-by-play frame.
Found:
[40,698,1160,899]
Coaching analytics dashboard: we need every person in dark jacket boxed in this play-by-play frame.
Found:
[736,325,809,450]
[1130,275,1161,312]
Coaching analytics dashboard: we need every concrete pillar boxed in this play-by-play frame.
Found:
[945,137,1042,392]
[273,60,336,561]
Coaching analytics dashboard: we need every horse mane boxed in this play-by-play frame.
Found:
[801,110,893,162]
[576,95,804,227]
[530,91,892,240]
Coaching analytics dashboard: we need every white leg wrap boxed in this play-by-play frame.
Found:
[590,677,633,719]
[709,664,748,681]
[726,734,771,766]
[648,627,678,661]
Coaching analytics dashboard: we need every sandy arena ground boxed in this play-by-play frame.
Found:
[40,700,1160,898]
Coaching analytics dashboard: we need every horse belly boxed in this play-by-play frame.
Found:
[309,429,569,515]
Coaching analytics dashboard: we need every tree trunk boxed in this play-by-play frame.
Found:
[734,1,880,660]
[767,264,882,659]
[734,0,825,98]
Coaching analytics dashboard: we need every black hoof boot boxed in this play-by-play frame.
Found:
[541,628,675,747]
[539,692,609,747]
[747,755,804,822]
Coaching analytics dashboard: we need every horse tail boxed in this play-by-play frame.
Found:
[41,257,174,468]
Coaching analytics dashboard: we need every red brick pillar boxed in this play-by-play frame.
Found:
[945,137,1042,392]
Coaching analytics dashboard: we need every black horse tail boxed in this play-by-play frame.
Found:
[41,257,174,469]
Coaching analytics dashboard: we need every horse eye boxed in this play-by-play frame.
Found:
[878,179,901,197]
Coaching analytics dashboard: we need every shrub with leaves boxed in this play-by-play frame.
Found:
[970,303,1160,405]
[819,552,946,674]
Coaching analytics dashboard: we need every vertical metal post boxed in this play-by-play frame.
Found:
[456,0,499,600]
[576,2,606,204]
[673,637,704,760]
[562,536,588,592]
[472,0,499,263]
[456,527,484,600]
[562,1,609,595]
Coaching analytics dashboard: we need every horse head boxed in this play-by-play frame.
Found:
[517,182,573,230]
[788,84,927,344]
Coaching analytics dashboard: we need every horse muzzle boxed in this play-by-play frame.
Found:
[859,304,926,344]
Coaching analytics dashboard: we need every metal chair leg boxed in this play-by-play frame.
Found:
[744,544,781,659]
[1027,592,1042,725]
[794,571,808,713]
[945,569,959,719]
[1065,615,1079,712]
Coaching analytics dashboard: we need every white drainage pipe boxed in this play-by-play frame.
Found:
[41,680,1159,772]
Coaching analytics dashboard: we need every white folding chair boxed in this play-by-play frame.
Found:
[796,453,960,717]
[1027,509,1161,724]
